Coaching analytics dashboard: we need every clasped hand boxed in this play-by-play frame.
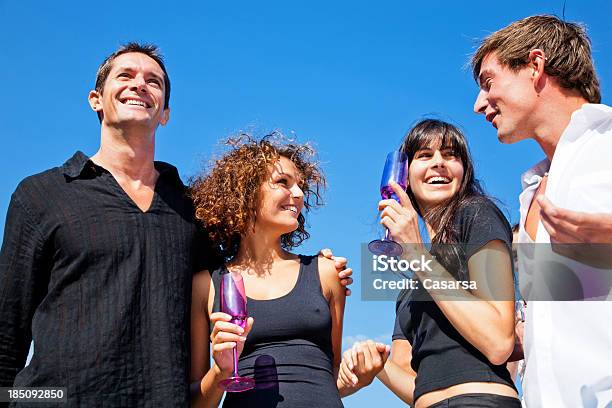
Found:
[338,340,391,388]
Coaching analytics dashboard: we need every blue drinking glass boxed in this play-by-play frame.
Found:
[368,151,408,257]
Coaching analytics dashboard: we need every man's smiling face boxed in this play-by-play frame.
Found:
[473,53,539,144]
[93,52,169,129]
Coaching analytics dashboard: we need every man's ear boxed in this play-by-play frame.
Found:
[159,108,170,126]
[528,49,547,89]
[88,90,103,112]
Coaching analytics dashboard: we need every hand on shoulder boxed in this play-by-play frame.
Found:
[319,248,353,296]
[318,255,345,301]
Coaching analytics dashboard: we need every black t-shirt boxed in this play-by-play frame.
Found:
[392,197,516,402]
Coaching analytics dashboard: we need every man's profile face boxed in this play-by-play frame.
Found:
[473,53,539,144]
[90,52,169,129]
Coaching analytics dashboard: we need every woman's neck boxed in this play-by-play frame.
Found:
[230,229,293,275]
[425,222,436,240]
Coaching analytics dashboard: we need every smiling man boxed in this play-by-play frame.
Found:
[472,16,612,407]
[0,43,211,406]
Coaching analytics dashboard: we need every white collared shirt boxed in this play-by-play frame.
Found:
[518,104,612,407]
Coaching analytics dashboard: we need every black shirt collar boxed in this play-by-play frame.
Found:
[61,150,183,186]
[61,151,92,178]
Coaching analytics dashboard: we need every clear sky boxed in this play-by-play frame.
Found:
[1,0,611,406]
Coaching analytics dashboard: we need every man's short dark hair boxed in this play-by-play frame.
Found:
[94,43,171,122]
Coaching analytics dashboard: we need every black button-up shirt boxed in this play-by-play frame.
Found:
[0,151,212,406]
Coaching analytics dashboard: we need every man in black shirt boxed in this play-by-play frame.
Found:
[0,43,209,406]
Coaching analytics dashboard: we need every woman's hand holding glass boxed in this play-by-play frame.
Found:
[338,341,390,389]
[378,180,423,250]
[209,312,254,376]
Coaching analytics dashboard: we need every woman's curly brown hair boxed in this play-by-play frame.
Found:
[190,132,326,261]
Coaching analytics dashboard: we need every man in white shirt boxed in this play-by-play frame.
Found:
[471,15,612,407]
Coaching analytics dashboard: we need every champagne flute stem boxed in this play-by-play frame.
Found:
[384,228,392,241]
[232,346,239,377]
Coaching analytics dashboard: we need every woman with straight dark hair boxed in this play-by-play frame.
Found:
[339,119,520,407]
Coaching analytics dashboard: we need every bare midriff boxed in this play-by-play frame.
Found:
[415,382,519,407]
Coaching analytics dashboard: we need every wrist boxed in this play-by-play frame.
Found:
[337,377,362,397]
[337,380,357,398]
[360,376,375,387]
[375,362,390,380]
[212,362,232,380]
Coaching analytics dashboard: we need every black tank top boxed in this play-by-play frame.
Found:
[211,255,343,408]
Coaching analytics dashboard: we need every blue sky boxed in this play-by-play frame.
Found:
[1,0,611,406]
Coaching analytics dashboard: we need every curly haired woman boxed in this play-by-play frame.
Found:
[189,135,350,408]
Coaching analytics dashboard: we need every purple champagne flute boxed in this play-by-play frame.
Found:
[368,151,408,257]
[218,271,255,392]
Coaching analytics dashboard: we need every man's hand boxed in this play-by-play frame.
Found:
[538,196,612,243]
[538,196,612,268]
[320,248,353,296]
